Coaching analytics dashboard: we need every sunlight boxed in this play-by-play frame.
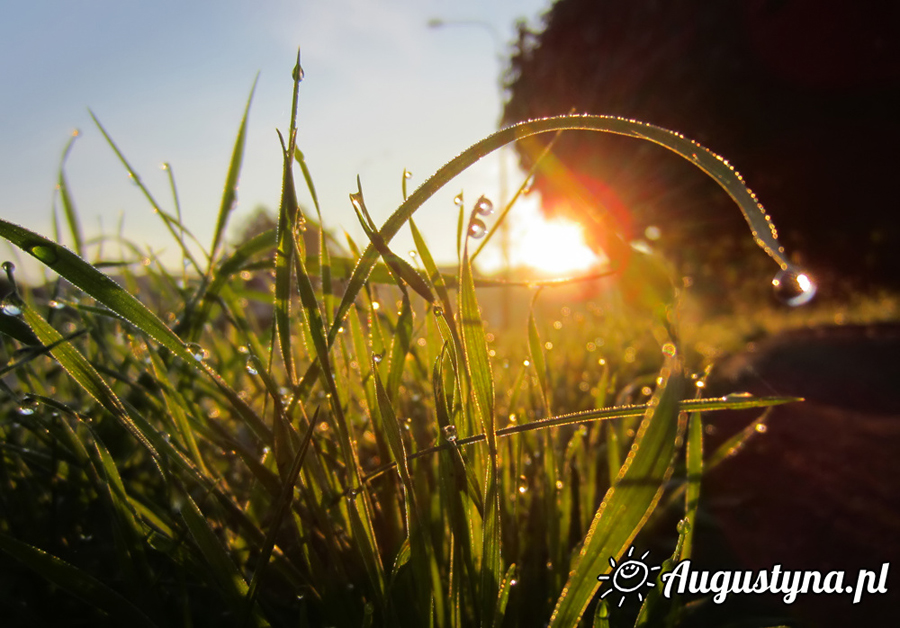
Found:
[510,202,604,275]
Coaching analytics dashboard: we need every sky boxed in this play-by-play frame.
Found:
[0,0,601,283]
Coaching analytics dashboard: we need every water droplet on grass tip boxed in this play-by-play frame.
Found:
[772,268,816,306]
[404,170,412,179]
[474,195,494,216]
[453,193,464,206]
[373,353,383,364]
[245,356,260,376]
[49,299,65,310]
[467,218,487,239]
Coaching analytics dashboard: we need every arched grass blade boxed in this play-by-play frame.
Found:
[330,114,799,347]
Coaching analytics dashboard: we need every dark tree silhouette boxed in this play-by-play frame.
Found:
[502,0,900,292]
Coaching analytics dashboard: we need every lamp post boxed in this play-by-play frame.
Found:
[427,17,512,326]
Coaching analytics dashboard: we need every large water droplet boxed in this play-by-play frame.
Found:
[442,424,458,443]
[17,394,38,416]
[349,192,363,213]
[1,302,22,317]
[771,267,816,306]
[404,170,412,179]
[373,353,383,364]
[186,343,208,362]
[245,355,260,376]
[453,192,464,207]
[467,218,487,239]
[474,195,494,216]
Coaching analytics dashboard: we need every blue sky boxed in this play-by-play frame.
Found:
[1,0,576,281]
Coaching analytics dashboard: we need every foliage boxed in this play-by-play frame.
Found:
[0,52,797,627]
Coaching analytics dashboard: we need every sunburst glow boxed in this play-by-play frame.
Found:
[510,203,603,275]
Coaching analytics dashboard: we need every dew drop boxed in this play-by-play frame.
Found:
[755,423,768,433]
[442,424,458,443]
[245,355,259,376]
[49,299,65,310]
[373,353,383,364]
[433,304,443,317]
[292,61,305,82]
[17,394,38,416]
[721,392,754,402]
[771,267,817,306]
[474,195,494,216]
[467,218,487,239]
[404,170,412,179]
[453,192,464,207]
[517,475,528,494]
[1,302,22,317]
[661,343,677,357]
[186,343,208,362]
[349,192,363,212]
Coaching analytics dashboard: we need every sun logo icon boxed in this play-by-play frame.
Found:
[597,546,661,607]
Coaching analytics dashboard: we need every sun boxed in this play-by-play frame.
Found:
[597,546,661,608]
[508,202,604,275]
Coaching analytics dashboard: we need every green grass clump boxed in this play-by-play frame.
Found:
[0,52,796,627]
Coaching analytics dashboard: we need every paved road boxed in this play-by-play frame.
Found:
[696,323,900,626]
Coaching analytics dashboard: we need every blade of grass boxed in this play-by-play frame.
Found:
[328,114,798,350]
[0,217,271,444]
[56,130,84,256]
[0,532,159,628]
[209,75,258,265]
[549,362,687,626]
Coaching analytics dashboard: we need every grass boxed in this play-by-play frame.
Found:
[0,52,805,627]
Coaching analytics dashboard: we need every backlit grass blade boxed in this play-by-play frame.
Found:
[182,228,275,340]
[273,129,302,386]
[88,110,204,274]
[0,217,271,444]
[15,295,159,460]
[549,362,687,626]
[209,75,258,266]
[0,532,159,628]
[458,238,501,625]
[56,130,84,256]
[350,180,435,304]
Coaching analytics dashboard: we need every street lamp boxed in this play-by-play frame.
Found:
[427,17,513,324]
